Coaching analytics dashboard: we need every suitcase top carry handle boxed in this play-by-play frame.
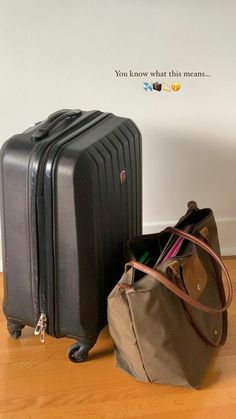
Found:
[125,227,233,315]
[47,109,78,122]
[31,109,82,141]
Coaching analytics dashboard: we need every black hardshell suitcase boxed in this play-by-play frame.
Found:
[0,108,142,361]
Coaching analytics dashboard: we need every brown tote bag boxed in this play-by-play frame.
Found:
[107,202,233,388]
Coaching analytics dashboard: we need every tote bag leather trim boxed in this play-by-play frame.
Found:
[125,228,232,314]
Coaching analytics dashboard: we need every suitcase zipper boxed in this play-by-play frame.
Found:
[34,313,47,343]
[32,111,104,340]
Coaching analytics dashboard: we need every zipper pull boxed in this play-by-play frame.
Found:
[34,313,47,343]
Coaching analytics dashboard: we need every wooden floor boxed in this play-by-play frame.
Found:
[0,258,236,419]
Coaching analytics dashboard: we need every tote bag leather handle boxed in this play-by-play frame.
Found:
[125,227,233,314]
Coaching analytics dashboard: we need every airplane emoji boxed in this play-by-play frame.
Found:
[143,82,153,92]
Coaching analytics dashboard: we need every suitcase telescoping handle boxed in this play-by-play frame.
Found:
[31,109,82,141]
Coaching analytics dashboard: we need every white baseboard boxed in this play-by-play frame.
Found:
[143,217,236,256]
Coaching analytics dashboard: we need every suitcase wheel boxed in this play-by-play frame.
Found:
[7,321,24,339]
[67,340,95,363]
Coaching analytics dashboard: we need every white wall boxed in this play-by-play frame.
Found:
[0,0,235,270]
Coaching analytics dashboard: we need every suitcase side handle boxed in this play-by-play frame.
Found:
[31,109,82,141]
